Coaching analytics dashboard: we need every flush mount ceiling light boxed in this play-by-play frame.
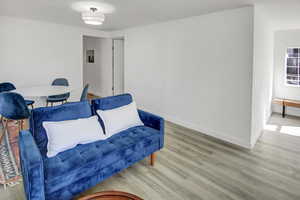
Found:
[82,7,105,25]
[71,1,115,26]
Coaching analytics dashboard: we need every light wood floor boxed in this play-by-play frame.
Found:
[1,113,300,200]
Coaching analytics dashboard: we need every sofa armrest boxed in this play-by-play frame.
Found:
[138,109,164,133]
[19,130,45,200]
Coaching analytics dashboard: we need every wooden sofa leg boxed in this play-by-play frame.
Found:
[150,153,156,166]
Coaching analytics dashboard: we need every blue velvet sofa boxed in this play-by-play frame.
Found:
[19,94,164,200]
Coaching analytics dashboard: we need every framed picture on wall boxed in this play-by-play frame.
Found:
[86,50,95,63]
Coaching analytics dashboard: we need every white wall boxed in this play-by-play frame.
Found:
[83,36,113,97]
[250,6,274,147]
[123,7,254,148]
[273,30,300,117]
[0,8,273,148]
[0,16,109,103]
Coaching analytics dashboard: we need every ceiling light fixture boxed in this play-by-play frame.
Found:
[82,7,105,25]
[72,1,115,26]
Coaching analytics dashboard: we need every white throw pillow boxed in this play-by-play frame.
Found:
[43,116,106,158]
[96,101,144,137]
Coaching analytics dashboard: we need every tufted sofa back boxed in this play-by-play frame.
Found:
[91,93,133,112]
[29,101,92,155]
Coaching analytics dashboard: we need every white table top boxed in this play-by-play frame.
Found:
[12,86,72,97]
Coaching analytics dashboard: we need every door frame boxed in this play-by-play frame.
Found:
[112,37,125,95]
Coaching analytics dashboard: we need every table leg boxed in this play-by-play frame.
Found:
[282,104,286,118]
[150,153,156,166]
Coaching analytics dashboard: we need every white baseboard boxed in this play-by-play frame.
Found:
[162,114,252,149]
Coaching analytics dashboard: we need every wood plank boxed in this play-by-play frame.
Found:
[273,98,284,105]
[272,98,300,108]
[284,100,300,108]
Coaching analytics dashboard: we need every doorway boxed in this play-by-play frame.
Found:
[83,36,124,98]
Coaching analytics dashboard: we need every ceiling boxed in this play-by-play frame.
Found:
[260,2,300,31]
[1,0,300,31]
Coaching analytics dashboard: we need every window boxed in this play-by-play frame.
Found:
[286,48,300,86]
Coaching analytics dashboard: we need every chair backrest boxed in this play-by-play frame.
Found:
[80,84,89,101]
[30,101,92,155]
[0,82,16,93]
[0,92,30,120]
[52,78,69,86]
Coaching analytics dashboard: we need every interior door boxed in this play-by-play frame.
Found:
[113,39,124,95]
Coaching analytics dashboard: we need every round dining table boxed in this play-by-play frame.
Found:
[12,85,72,98]
[12,85,73,107]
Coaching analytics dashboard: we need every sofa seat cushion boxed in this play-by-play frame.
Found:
[43,125,161,195]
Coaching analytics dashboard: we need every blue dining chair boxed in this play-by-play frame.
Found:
[0,82,35,109]
[64,84,89,105]
[0,92,30,141]
[46,78,70,106]
[80,84,89,101]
